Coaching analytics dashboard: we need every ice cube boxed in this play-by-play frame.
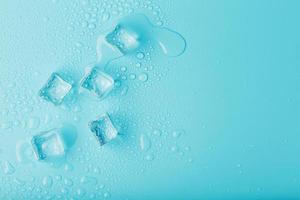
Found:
[106,25,140,54]
[80,67,114,99]
[39,73,72,105]
[89,113,118,146]
[31,129,66,160]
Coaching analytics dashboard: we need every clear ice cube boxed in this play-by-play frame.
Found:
[80,67,114,99]
[106,25,140,54]
[89,113,118,146]
[39,73,72,105]
[31,129,66,160]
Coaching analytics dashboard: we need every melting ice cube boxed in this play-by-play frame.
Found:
[89,113,118,146]
[106,25,140,54]
[80,67,114,99]
[31,129,66,160]
[39,73,72,105]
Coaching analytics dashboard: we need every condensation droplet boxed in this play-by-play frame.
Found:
[26,117,40,129]
[138,73,148,82]
[145,154,154,161]
[139,134,151,151]
[172,130,184,138]
[42,176,53,188]
[153,129,162,136]
[136,52,145,59]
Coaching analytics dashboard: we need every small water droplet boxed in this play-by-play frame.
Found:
[76,188,86,197]
[172,130,184,138]
[120,66,127,72]
[129,73,136,80]
[170,145,179,153]
[153,129,162,136]
[135,63,141,68]
[145,154,154,161]
[64,163,74,171]
[42,176,53,188]
[138,73,148,82]
[26,117,40,129]
[103,191,111,198]
[136,52,145,59]
[139,134,151,151]
[101,12,110,22]
[64,178,73,186]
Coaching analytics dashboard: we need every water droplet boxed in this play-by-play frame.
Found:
[129,73,136,80]
[136,52,145,59]
[120,66,127,72]
[64,178,73,186]
[42,176,53,188]
[139,134,151,151]
[103,191,111,198]
[26,117,40,129]
[138,73,148,82]
[172,130,184,138]
[61,187,69,195]
[55,175,62,181]
[80,176,97,185]
[76,188,86,197]
[120,85,129,96]
[101,12,110,22]
[64,163,74,171]
[153,129,162,136]
[184,146,191,151]
[14,178,25,186]
[156,20,163,26]
[145,154,154,161]
[170,145,178,153]
[135,63,141,68]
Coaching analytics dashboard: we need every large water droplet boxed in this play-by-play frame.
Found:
[155,28,186,57]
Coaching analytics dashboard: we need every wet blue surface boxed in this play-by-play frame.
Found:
[0,0,300,199]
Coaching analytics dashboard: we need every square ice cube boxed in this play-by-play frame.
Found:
[89,113,118,146]
[39,73,72,105]
[106,25,140,54]
[80,67,114,99]
[31,129,66,160]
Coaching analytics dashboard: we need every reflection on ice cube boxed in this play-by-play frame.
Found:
[31,128,66,160]
[80,67,114,100]
[89,113,118,146]
[106,25,140,54]
[39,73,72,105]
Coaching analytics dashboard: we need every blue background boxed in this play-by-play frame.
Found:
[0,0,300,199]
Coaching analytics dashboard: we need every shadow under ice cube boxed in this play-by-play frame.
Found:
[31,129,66,160]
[39,73,72,105]
[81,67,114,99]
[89,113,118,146]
